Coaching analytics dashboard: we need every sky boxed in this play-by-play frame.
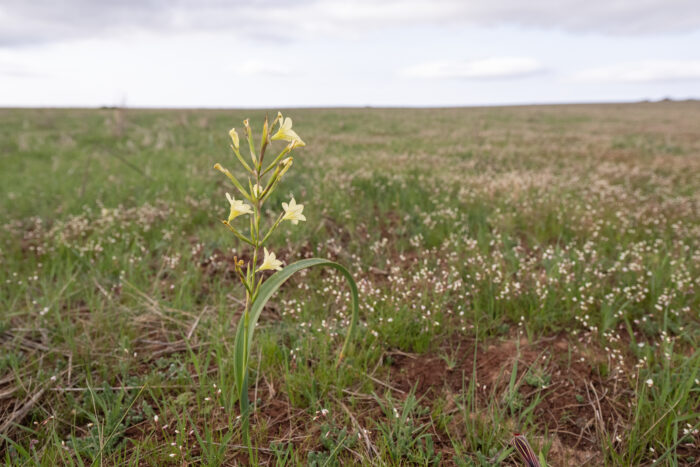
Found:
[1,0,699,107]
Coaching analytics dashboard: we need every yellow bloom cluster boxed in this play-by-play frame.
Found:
[213,112,306,277]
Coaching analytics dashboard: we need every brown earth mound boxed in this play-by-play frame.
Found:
[389,334,626,464]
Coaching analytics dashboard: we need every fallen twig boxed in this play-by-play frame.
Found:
[0,387,46,435]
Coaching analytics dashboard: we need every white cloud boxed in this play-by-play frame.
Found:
[401,57,544,79]
[1,0,700,46]
[234,60,292,77]
[574,60,700,83]
[2,2,700,107]
[0,50,51,78]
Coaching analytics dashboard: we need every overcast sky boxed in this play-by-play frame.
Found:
[1,0,699,107]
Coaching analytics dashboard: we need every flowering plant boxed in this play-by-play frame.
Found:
[213,113,359,450]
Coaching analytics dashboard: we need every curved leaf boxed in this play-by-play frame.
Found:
[233,258,359,398]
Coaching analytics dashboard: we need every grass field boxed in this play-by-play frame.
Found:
[1,102,699,465]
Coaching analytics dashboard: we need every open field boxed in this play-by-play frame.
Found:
[1,102,699,465]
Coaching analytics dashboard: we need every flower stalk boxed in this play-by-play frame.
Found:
[212,113,359,459]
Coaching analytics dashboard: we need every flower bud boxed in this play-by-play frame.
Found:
[279,157,293,177]
[229,128,239,149]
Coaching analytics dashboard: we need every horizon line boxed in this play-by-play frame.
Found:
[1,97,698,111]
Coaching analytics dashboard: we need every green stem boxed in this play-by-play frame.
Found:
[214,163,253,201]
[245,123,257,166]
[231,146,253,173]
[259,115,269,169]
[260,213,284,246]
[222,221,255,246]
[239,372,251,454]
[238,156,266,462]
[262,146,292,176]
[240,298,253,461]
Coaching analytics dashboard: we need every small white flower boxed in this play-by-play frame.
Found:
[282,198,306,225]
[646,378,654,388]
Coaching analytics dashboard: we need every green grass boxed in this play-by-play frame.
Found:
[1,102,699,465]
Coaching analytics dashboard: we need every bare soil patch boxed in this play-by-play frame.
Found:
[389,333,627,464]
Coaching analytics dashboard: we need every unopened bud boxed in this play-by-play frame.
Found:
[229,128,239,149]
[279,157,293,177]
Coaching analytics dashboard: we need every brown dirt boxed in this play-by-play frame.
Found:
[388,333,626,465]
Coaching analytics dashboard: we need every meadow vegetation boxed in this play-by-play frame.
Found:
[0,102,698,465]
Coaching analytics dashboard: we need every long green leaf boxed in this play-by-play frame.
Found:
[233,258,359,398]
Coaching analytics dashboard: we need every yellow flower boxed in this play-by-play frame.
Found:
[229,128,239,149]
[271,115,305,147]
[282,197,306,225]
[225,192,252,222]
[257,247,283,272]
